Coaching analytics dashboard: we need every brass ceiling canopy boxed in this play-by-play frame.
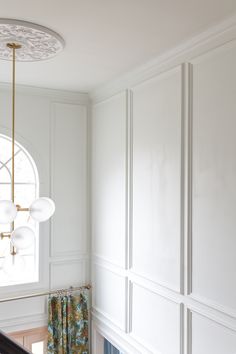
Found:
[0,18,65,61]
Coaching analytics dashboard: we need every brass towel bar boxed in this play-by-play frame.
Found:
[0,284,91,303]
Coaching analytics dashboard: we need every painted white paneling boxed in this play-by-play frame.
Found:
[93,264,127,331]
[91,25,236,354]
[51,102,87,257]
[192,312,236,354]
[191,42,236,311]
[92,92,127,268]
[132,67,182,291]
[0,87,89,332]
[131,283,181,354]
[0,296,46,321]
[50,259,86,289]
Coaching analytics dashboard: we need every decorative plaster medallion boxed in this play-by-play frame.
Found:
[0,19,65,61]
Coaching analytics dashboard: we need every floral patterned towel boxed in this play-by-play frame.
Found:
[47,293,89,354]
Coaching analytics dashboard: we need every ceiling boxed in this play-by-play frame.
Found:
[0,0,235,93]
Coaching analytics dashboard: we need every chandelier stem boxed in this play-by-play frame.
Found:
[12,44,15,207]
[10,44,16,255]
[7,43,21,254]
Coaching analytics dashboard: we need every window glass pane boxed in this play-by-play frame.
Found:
[0,183,11,200]
[0,166,11,183]
[13,150,36,183]
[0,184,12,233]
[0,237,10,257]
[14,184,37,207]
[0,136,19,164]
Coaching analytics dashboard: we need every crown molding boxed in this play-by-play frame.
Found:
[90,14,236,103]
[0,81,89,105]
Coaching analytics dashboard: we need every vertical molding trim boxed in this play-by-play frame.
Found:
[126,90,133,270]
[186,308,192,354]
[180,64,185,295]
[187,64,193,296]
[183,63,193,296]
[127,280,133,334]
[180,303,184,354]
[49,101,54,262]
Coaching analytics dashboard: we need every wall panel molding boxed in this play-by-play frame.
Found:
[50,257,87,289]
[130,282,182,354]
[91,19,236,354]
[50,102,88,258]
[188,294,236,320]
[0,314,48,334]
[131,66,182,293]
[183,62,193,297]
[126,89,133,270]
[92,263,128,332]
[190,41,236,315]
[189,309,236,354]
[92,91,128,269]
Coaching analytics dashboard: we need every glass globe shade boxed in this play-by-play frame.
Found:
[2,253,25,279]
[11,226,35,250]
[0,200,17,224]
[29,197,55,222]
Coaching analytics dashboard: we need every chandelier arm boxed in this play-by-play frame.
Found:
[16,206,30,212]
[1,232,11,239]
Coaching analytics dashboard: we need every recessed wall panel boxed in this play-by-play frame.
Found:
[93,264,126,331]
[92,92,127,268]
[131,283,180,354]
[51,103,87,257]
[192,312,236,354]
[50,260,86,289]
[132,67,182,291]
[191,43,236,311]
[0,296,46,323]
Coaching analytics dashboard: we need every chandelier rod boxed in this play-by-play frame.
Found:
[12,44,15,207]
[7,42,21,255]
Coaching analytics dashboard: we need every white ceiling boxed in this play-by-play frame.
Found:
[0,0,236,92]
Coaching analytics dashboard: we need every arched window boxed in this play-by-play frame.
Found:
[0,134,39,286]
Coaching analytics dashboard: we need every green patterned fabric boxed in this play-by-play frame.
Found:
[47,292,89,354]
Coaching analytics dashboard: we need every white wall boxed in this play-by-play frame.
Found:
[91,21,236,354]
[0,85,89,332]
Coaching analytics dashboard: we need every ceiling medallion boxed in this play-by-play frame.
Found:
[0,19,65,61]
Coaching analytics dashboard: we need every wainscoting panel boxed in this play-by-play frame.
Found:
[191,311,236,354]
[0,297,46,321]
[50,259,86,289]
[93,264,127,331]
[92,92,127,268]
[191,41,236,312]
[91,22,236,354]
[51,102,87,258]
[131,66,182,292]
[130,283,181,354]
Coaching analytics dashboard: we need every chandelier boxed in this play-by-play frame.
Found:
[0,19,64,269]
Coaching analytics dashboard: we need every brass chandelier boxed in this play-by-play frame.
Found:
[0,19,64,269]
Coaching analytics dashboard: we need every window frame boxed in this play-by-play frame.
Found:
[0,134,40,287]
